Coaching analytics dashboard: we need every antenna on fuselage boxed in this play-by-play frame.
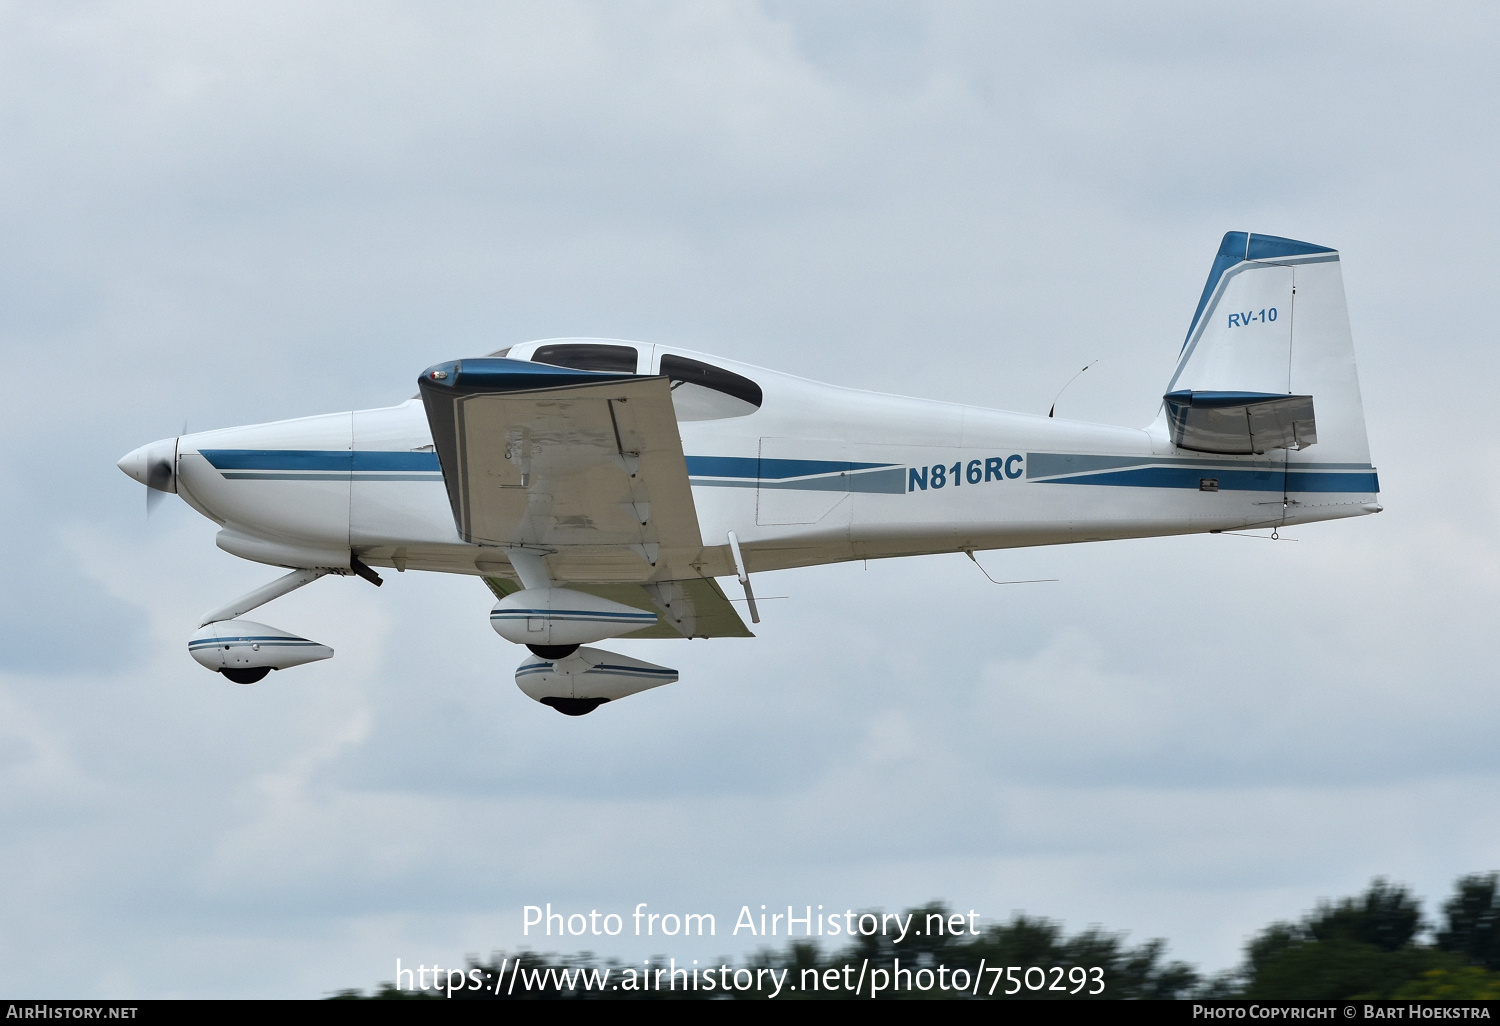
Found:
[964,550,1058,587]
[1047,361,1097,418]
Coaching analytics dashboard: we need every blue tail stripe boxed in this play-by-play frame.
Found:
[1183,233,1336,350]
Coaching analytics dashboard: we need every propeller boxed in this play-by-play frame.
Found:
[144,462,171,513]
[145,454,174,515]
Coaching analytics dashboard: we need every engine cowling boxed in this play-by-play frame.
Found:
[490,588,658,647]
[515,646,678,715]
[188,619,333,684]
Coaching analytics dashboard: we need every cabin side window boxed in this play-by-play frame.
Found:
[531,343,639,374]
[660,354,762,420]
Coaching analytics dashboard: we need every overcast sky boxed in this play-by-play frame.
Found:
[2,1,1498,998]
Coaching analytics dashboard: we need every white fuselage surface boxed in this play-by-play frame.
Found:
[119,232,1380,710]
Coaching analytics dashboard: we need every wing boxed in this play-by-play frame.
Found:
[418,357,709,584]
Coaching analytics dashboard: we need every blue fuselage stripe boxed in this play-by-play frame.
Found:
[202,450,441,472]
[683,456,896,480]
[198,450,1378,496]
[1039,467,1379,492]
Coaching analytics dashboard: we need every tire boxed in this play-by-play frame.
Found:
[540,697,608,716]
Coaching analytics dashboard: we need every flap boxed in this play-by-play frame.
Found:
[419,359,704,576]
[485,575,753,640]
[1164,390,1317,455]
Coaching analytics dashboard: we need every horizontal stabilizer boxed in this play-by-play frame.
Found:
[1163,391,1317,455]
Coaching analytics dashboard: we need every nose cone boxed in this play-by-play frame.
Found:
[118,437,179,492]
[117,443,150,486]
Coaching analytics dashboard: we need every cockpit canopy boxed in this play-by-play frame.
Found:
[531,342,638,374]
[496,339,763,421]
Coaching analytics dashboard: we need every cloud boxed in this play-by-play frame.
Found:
[1,0,1498,997]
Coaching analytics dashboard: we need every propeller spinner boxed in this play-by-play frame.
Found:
[118,437,180,513]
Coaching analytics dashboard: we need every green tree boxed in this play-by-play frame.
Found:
[1235,877,1500,999]
[1392,966,1500,999]
[1436,873,1500,971]
[1304,877,1423,951]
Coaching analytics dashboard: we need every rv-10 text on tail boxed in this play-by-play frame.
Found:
[119,233,1380,715]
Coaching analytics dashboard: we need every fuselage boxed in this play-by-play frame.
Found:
[158,339,1381,585]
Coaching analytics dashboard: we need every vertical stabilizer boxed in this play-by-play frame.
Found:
[1166,232,1371,466]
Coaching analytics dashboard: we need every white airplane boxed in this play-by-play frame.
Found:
[119,232,1380,715]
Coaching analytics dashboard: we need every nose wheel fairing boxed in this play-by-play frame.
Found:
[187,619,333,683]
